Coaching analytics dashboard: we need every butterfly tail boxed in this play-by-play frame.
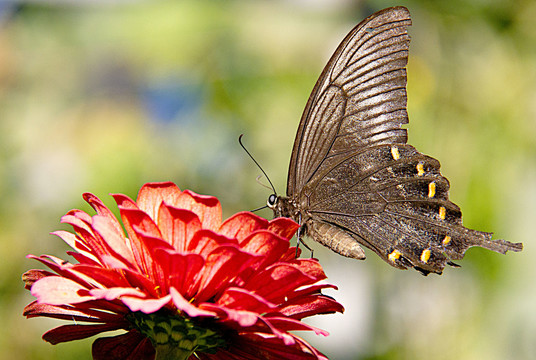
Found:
[470,238,523,254]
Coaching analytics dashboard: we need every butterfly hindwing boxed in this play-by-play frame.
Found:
[303,144,502,273]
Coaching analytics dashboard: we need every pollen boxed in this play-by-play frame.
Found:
[420,248,431,263]
[416,162,424,176]
[391,146,400,160]
[388,249,402,262]
[439,206,446,220]
[443,235,451,246]
[428,181,436,198]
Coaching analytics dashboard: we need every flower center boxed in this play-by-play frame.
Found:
[128,310,228,357]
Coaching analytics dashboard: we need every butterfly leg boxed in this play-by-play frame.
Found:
[295,213,314,258]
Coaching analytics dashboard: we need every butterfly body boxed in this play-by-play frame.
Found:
[268,6,522,275]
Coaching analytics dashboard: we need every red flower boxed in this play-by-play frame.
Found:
[23,182,343,360]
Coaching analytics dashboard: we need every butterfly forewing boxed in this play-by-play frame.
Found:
[275,6,522,274]
[287,7,412,196]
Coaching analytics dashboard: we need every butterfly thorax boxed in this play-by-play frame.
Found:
[273,196,299,219]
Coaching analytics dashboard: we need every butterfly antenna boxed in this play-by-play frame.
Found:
[238,134,277,194]
[255,175,273,191]
[250,204,269,212]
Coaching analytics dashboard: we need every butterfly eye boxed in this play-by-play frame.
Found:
[267,194,277,208]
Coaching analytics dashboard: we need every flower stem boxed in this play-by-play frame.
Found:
[154,344,195,360]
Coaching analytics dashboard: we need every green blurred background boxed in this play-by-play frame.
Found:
[1,0,534,359]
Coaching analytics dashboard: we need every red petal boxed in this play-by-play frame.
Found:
[117,206,163,240]
[113,205,162,276]
[61,212,92,233]
[136,182,182,222]
[281,246,302,261]
[23,301,129,324]
[22,269,54,290]
[284,283,337,300]
[203,306,259,327]
[243,317,297,345]
[60,214,133,270]
[279,294,344,319]
[216,287,276,312]
[27,254,95,289]
[121,294,171,314]
[154,249,204,298]
[43,322,124,344]
[130,229,175,290]
[52,230,97,262]
[67,251,101,266]
[239,230,290,267]
[83,193,125,237]
[219,212,269,241]
[92,215,135,265]
[121,269,161,298]
[112,193,138,209]
[157,205,201,252]
[31,276,95,305]
[228,332,328,360]
[244,264,317,303]
[90,287,146,301]
[60,216,109,265]
[288,259,327,281]
[169,288,216,317]
[264,316,328,336]
[65,208,92,224]
[282,283,338,307]
[72,265,130,288]
[92,331,155,360]
[74,299,130,314]
[176,190,222,231]
[201,288,277,327]
[187,229,237,258]
[268,217,300,240]
[195,246,254,303]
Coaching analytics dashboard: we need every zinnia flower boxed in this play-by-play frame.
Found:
[23,182,343,360]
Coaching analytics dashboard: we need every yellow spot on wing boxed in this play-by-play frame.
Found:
[416,162,424,176]
[428,182,436,198]
[388,249,402,262]
[391,146,400,160]
[420,249,431,263]
[443,235,451,245]
[439,206,446,220]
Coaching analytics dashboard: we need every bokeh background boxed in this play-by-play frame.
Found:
[1,0,534,359]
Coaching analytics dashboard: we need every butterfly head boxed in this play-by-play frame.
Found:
[267,194,299,221]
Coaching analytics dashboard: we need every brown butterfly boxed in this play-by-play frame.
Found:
[267,6,522,275]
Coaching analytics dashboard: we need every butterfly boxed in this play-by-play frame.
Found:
[266,6,522,275]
